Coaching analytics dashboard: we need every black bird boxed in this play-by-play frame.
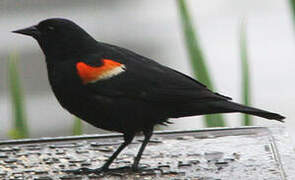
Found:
[13,18,285,174]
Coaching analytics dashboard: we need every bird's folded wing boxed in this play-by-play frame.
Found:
[83,57,231,104]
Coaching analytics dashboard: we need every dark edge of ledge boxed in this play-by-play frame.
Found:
[0,126,268,145]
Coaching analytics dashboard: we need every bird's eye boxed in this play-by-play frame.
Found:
[47,26,55,31]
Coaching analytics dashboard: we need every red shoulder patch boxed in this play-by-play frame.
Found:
[76,59,126,84]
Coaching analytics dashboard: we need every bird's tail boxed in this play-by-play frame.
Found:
[216,101,285,122]
[173,100,285,122]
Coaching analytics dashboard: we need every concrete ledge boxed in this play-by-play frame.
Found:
[0,126,294,179]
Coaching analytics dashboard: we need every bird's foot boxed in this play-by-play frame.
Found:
[106,164,151,174]
[64,167,109,175]
[132,163,151,172]
[65,164,151,175]
[65,166,133,175]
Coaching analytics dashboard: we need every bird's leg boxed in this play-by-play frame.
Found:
[132,129,153,171]
[99,134,134,171]
[66,133,134,175]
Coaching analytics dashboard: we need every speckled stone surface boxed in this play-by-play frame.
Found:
[0,126,294,180]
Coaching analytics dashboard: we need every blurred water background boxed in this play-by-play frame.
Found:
[0,0,294,140]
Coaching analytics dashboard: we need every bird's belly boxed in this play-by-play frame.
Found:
[52,88,168,133]
[53,90,117,131]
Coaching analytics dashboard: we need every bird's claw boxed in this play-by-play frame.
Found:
[65,164,150,175]
[132,163,150,172]
[65,167,108,175]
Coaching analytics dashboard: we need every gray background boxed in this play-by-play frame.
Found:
[0,0,294,140]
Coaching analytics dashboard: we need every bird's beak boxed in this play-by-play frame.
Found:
[12,25,40,37]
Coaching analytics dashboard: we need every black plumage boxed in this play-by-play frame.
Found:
[13,18,285,174]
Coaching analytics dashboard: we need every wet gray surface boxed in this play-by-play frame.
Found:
[0,0,294,140]
[0,126,294,179]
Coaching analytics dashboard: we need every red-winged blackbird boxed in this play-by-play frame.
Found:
[13,18,285,173]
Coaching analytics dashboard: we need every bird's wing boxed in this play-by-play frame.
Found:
[75,44,231,104]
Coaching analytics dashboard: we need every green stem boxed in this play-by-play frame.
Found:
[240,21,252,126]
[177,0,225,127]
[73,116,83,135]
[8,53,29,138]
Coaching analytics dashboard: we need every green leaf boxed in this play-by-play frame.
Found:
[8,53,29,139]
[240,21,252,126]
[290,0,295,25]
[73,116,83,135]
[176,0,225,127]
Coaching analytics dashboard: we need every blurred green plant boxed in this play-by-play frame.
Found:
[290,0,295,24]
[73,116,83,135]
[176,0,225,127]
[8,53,29,139]
[240,21,252,126]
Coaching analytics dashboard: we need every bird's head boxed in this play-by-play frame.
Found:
[13,18,97,61]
